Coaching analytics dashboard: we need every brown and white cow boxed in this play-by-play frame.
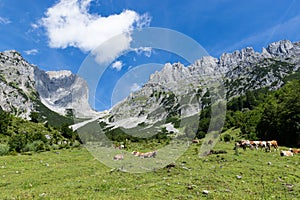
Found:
[132,150,157,158]
[113,154,124,160]
[234,140,253,150]
[289,148,300,154]
[280,150,293,156]
[266,140,279,151]
[249,141,260,149]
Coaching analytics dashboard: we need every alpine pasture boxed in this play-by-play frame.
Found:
[0,129,299,199]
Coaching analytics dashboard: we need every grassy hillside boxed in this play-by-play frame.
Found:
[0,109,80,155]
[0,133,299,199]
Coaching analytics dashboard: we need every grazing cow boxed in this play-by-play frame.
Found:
[234,140,252,150]
[280,150,293,156]
[266,140,279,151]
[290,148,300,154]
[113,154,124,160]
[249,141,260,149]
[259,141,267,149]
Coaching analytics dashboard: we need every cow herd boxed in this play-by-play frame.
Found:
[113,150,157,160]
[113,139,299,160]
[234,139,300,157]
[234,140,278,151]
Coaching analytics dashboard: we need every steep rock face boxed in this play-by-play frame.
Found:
[0,51,37,118]
[108,40,300,127]
[225,40,300,96]
[266,40,294,57]
[0,50,96,118]
[34,69,96,117]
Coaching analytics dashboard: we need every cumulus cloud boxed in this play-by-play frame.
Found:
[40,0,151,64]
[111,61,123,71]
[0,17,11,25]
[92,33,132,65]
[24,49,39,55]
[130,83,141,92]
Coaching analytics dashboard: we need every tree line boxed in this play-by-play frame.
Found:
[196,80,300,147]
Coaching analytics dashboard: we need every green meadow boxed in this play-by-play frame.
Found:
[0,131,299,200]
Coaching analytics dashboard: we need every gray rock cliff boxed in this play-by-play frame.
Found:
[0,50,96,119]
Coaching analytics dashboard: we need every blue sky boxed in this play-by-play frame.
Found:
[0,0,300,111]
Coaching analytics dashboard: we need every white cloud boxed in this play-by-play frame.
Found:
[40,0,151,64]
[92,33,132,65]
[31,23,39,29]
[0,17,11,24]
[24,49,39,55]
[111,61,123,71]
[132,47,152,57]
[130,83,141,92]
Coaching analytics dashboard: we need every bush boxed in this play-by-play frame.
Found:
[223,133,231,142]
[71,140,81,148]
[9,134,27,152]
[60,124,78,141]
[23,140,46,152]
[0,144,9,156]
[51,144,60,150]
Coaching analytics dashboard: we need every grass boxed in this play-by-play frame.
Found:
[0,135,299,199]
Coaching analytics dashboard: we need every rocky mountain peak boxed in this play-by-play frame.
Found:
[2,50,23,59]
[46,70,73,79]
[266,40,294,56]
[149,62,189,85]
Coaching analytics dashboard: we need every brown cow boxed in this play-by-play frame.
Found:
[266,140,279,151]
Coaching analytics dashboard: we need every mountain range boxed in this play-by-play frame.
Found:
[0,40,299,130]
[107,40,300,129]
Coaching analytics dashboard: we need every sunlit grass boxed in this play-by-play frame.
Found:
[0,133,299,199]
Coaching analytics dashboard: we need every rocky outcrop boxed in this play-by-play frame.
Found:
[0,50,37,118]
[0,50,96,118]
